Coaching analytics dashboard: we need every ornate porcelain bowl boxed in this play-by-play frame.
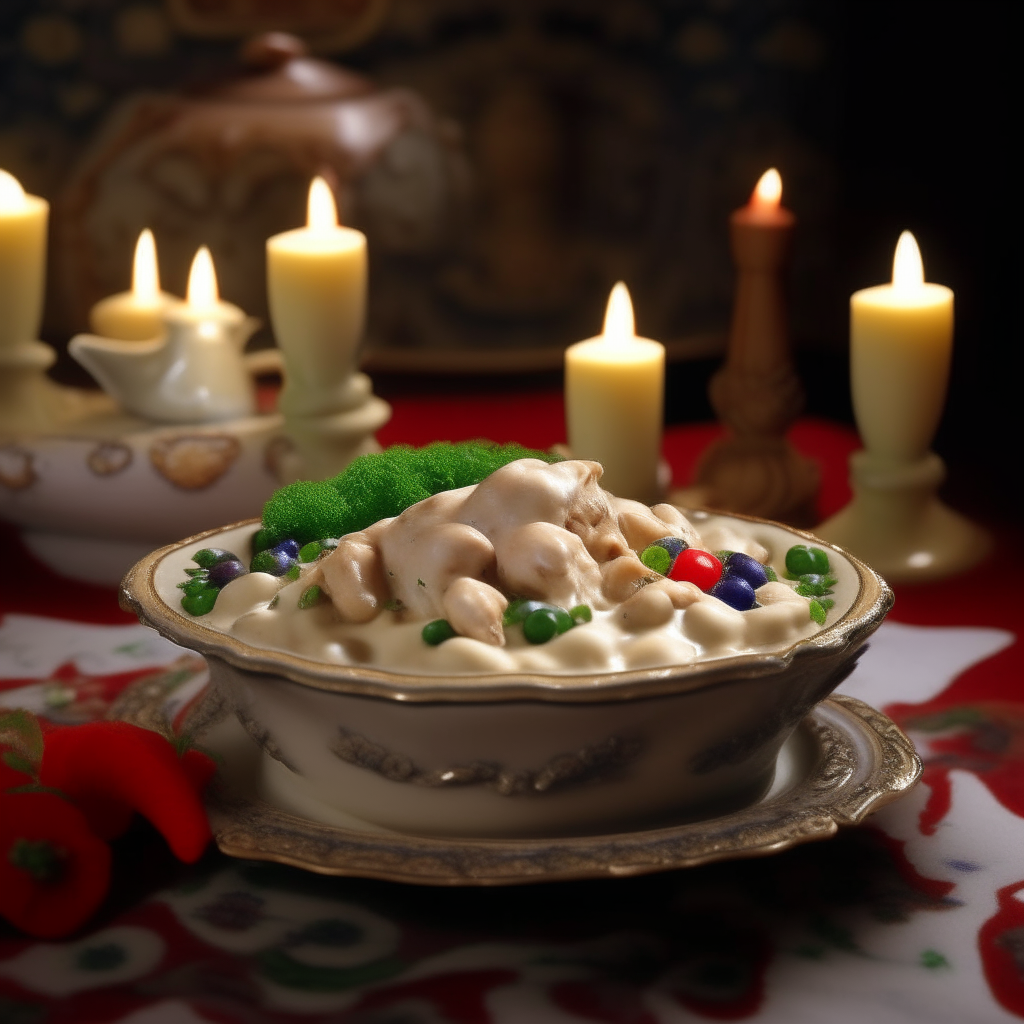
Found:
[121,511,892,839]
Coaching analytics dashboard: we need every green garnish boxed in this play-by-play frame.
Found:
[809,599,828,625]
[569,604,593,623]
[298,541,322,563]
[181,588,218,616]
[260,441,563,546]
[640,545,671,575]
[284,565,301,581]
[298,585,323,609]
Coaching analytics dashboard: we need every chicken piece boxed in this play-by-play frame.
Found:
[380,520,496,619]
[319,532,389,623]
[601,553,652,603]
[442,577,508,646]
[494,521,604,608]
[611,496,698,553]
[616,585,676,632]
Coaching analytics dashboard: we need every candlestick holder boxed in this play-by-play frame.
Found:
[816,450,990,581]
[270,368,391,484]
[673,175,819,525]
[816,232,990,581]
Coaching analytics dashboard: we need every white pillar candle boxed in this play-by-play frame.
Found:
[266,177,368,418]
[89,229,175,341]
[565,282,665,503]
[850,231,954,461]
[0,169,48,352]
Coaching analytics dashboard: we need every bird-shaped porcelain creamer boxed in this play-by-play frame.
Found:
[69,304,259,424]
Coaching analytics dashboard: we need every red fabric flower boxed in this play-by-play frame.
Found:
[0,790,111,939]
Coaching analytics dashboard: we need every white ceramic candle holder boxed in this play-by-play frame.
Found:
[816,233,991,581]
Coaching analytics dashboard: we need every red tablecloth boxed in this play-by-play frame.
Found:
[1,397,1021,1024]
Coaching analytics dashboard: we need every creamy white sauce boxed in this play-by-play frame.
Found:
[202,539,818,676]
[171,462,837,678]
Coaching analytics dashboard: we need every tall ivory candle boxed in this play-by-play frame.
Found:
[89,229,174,341]
[565,282,664,503]
[266,177,367,418]
[851,231,954,461]
[0,169,48,352]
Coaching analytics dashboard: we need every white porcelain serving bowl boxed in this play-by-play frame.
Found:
[121,510,891,839]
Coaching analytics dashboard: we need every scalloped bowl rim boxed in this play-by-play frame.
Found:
[120,511,892,705]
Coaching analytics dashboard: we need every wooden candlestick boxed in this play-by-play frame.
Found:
[676,170,819,525]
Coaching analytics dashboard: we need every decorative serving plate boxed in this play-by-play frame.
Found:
[110,676,920,885]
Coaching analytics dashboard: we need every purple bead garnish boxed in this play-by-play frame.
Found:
[710,575,757,611]
[207,559,248,588]
[722,551,769,590]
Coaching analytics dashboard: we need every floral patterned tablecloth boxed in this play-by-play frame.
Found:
[1,404,1021,1024]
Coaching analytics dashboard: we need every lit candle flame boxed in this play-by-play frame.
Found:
[187,246,219,309]
[132,229,160,304]
[0,169,26,213]
[750,168,782,211]
[307,176,338,231]
[602,282,636,343]
[892,230,924,290]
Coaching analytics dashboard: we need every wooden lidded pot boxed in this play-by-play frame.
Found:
[57,33,469,338]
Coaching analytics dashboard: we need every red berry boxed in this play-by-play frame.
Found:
[668,548,722,591]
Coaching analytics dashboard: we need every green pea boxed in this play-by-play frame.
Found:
[523,608,559,644]
[251,528,274,555]
[181,587,218,616]
[552,608,574,634]
[422,619,456,645]
[640,545,671,575]
[192,547,236,568]
[179,576,211,597]
[503,599,558,626]
[785,544,830,577]
[569,604,592,623]
[298,541,322,563]
[299,585,323,609]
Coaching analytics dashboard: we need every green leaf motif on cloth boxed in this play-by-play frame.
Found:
[0,710,44,772]
[256,950,406,992]
[920,948,951,970]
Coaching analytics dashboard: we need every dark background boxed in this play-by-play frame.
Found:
[1,0,1019,520]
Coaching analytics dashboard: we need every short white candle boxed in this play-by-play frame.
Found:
[0,169,48,352]
[565,282,665,503]
[89,229,175,341]
[266,177,368,418]
[850,231,954,462]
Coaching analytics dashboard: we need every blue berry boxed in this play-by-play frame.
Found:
[710,575,757,611]
[271,538,301,560]
[207,559,247,588]
[251,549,296,576]
[723,552,769,590]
